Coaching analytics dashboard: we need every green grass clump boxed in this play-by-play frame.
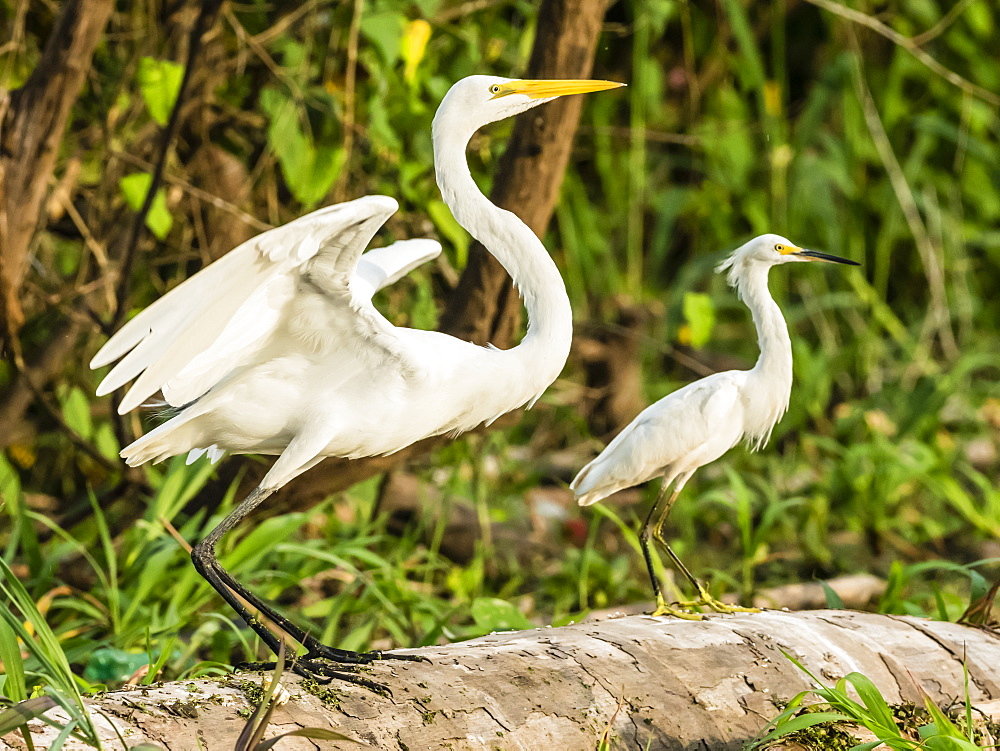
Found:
[750,653,994,750]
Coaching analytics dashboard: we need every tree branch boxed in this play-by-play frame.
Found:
[9,611,1000,749]
[109,0,226,332]
[805,0,1000,107]
[0,0,114,336]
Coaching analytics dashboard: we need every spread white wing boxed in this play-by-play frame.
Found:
[92,195,440,415]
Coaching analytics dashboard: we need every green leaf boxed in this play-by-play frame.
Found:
[136,57,185,126]
[820,579,845,609]
[60,386,93,440]
[921,734,981,751]
[426,199,469,266]
[259,88,343,208]
[119,173,173,239]
[360,12,406,67]
[682,292,715,348]
[0,696,58,736]
[968,569,989,603]
[94,422,121,463]
[0,617,26,702]
[470,598,534,632]
[254,728,367,749]
[82,647,149,683]
[754,711,854,745]
[920,696,974,744]
[844,672,896,730]
[0,453,21,505]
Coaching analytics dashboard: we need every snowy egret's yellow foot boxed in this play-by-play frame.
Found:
[674,585,760,615]
[649,594,703,620]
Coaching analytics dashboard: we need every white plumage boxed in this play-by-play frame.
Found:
[92,75,623,686]
[571,233,858,616]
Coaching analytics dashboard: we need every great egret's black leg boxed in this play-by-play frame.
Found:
[190,486,424,690]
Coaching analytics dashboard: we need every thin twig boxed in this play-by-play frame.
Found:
[910,0,977,46]
[589,125,700,146]
[805,0,1000,107]
[434,0,506,23]
[54,189,116,312]
[3,320,119,472]
[110,150,272,232]
[247,0,320,46]
[332,0,363,203]
[848,31,958,364]
[224,6,298,94]
[110,0,225,332]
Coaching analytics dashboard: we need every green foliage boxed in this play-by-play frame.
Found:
[259,86,345,208]
[136,57,184,126]
[750,653,988,749]
[681,291,715,348]
[0,558,101,748]
[119,173,173,239]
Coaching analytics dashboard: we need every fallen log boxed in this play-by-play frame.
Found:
[6,610,1000,750]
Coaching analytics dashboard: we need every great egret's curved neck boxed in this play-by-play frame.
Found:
[431,111,572,372]
[733,263,792,382]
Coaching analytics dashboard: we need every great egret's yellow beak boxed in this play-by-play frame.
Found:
[793,248,860,265]
[492,79,625,100]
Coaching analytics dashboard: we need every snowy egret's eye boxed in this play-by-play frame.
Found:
[774,244,784,252]
[490,84,501,95]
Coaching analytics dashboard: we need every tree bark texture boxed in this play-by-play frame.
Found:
[188,0,611,518]
[0,0,115,335]
[6,611,1000,750]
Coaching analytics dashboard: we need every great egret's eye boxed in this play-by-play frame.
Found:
[774,244,784,252]
[490,84,501,94]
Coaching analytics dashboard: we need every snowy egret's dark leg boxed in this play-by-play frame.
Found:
[190,486,423,690]
[639,481,701,620]
[648,490,759,615]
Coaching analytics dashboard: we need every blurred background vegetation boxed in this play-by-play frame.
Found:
[1,0,998,705]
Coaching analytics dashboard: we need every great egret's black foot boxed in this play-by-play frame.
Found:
[238,659,391,694]
[237,659,363,675]
[302,643,430,665]
[293,659,391,695]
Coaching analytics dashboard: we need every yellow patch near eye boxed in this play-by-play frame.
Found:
[775,244,801,255]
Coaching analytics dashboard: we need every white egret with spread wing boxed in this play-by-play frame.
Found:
[571,235,858,618]
[92,76,623,687]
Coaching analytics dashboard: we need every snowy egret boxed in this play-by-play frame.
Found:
[571,235,858,618]
[92,76,623,686]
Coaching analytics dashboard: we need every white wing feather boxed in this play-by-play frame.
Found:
[571,374,744,506]
[352,239,441,303]
[92,196,400,414]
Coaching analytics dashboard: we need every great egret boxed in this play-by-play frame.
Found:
[92,76,623,687]
[571,235,858,618]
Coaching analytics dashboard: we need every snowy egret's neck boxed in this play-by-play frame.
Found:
[431,111,572,378]
[734,263,792,379]
[730,261,793,443]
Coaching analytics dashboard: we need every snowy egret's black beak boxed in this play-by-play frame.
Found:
[796,249,860,266]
